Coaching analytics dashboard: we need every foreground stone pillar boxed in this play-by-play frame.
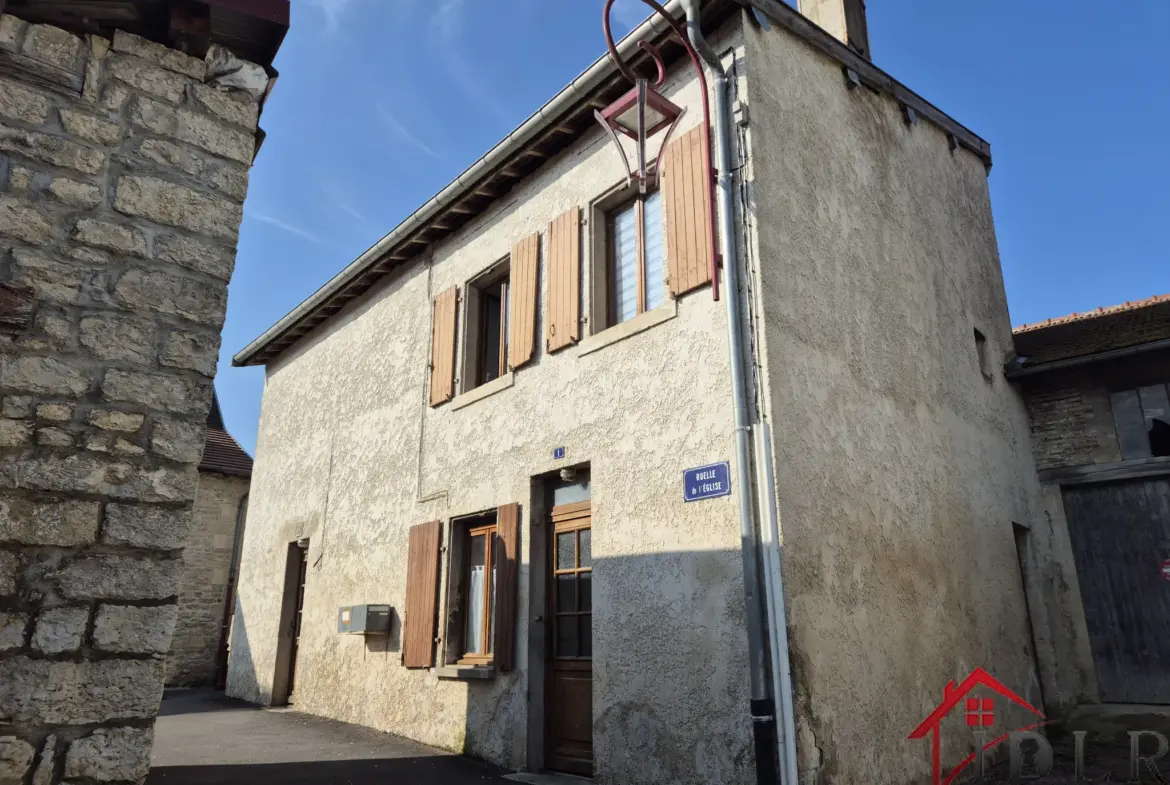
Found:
[0,15,267,784]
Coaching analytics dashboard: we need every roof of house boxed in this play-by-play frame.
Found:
[1012,294,1170,368]
[200,394,253,478]
[232,0,992,369]
[5,0,289,67]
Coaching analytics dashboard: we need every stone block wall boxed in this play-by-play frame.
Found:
[0,14,265,785]
[167,471,248,687]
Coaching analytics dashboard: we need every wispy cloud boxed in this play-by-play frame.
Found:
[250,212,325,245]
[610,0,650,32]
[427,0,512,125]
[305,0,356,32]
[332,199,368,223]
[377,105,441,159]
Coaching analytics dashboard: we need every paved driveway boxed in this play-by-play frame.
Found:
[148,690,512,785]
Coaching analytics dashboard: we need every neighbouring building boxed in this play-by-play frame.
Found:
[1009,294,1170,720]
[0,2,285,784]
[227,1,1046,783]
[166,393,252,688]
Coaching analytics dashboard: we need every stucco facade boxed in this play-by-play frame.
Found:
[229,4,1045,784]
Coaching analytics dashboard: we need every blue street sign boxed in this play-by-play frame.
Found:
[684,462,731,502]
[553,447,566,460]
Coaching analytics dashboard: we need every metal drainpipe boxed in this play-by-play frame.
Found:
[678,1,782,782]
[679,2,798,783]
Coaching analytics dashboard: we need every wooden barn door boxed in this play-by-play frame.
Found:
[1063,477,1170,703]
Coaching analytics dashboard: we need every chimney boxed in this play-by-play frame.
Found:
[799,0,871,60]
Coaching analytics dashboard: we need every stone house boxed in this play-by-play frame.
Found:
[1009,294,1170,719]
[0,2,285,784]
[166,392,252,688]
[228,1,1045,783]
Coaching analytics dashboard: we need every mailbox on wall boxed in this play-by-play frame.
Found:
[337,604,391,635]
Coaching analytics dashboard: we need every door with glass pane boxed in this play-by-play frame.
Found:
[547,501,592,776]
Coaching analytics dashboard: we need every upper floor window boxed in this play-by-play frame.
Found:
[463,261,510,391]
[608,190,665,326]
[1111,383,1170,460]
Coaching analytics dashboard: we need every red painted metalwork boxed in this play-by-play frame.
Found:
[601,0,721,301]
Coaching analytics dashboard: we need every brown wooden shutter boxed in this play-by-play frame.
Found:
[663,125,713,297]
[402,520,442,668]
[508,233,539,369]
[428,287,458,406]
[545,207,581,353]
[493,502,520,672]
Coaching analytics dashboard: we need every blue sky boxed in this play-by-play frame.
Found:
[220,0,1169,452]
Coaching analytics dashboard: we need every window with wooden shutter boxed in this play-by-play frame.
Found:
[402,520,442,668]
[546,208,581,353]
[429,287,458,406]
[508,233,539,369]
[663,125,713,297]
[605,190,665,328]
[493,502,520,672]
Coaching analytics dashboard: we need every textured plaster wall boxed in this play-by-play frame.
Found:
[229,22,756,785]
[167,471,248,686]
[742,21,1047,784]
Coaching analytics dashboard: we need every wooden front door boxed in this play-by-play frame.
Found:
[547,501,593,776]
[287,545,309,703]
[1063,477,1170,703]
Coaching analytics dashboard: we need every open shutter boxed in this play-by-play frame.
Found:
[428,287,458,406]
[546,207,581,353]
[402,520,442,668]
[663,125,713,297]
[508,233,539,369]
[493,502,520,672]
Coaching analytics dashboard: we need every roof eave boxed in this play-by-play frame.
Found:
[235,0,994,368]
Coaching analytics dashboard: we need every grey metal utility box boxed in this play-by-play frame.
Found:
[337,604,391,635]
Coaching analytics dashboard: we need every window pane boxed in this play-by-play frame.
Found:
[556,616,578,658]
[464,534,487,653]
[481,292,502,383]
[556,574,577,613]
[612,205,638,324]
[643,191,665,311]
[579,529,591,568]
[1113,390,1153,460]
[579,616,592,658]
[579,571,591,612]
[556,532,575,570]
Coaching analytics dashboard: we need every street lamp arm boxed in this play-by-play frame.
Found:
[601,0,721,301]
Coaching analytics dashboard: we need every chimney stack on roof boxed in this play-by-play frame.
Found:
[799,0,871,60]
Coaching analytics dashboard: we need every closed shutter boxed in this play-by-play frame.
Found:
[546,208,581,353]
[402,520,442,668]
[428,287,458,406]
[493,502,520,672]
[663,125,713,297]
[508,233,540,369]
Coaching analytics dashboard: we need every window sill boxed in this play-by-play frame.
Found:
[452,371,514,410]
[436,663,496,681]
[578,300,678,358]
